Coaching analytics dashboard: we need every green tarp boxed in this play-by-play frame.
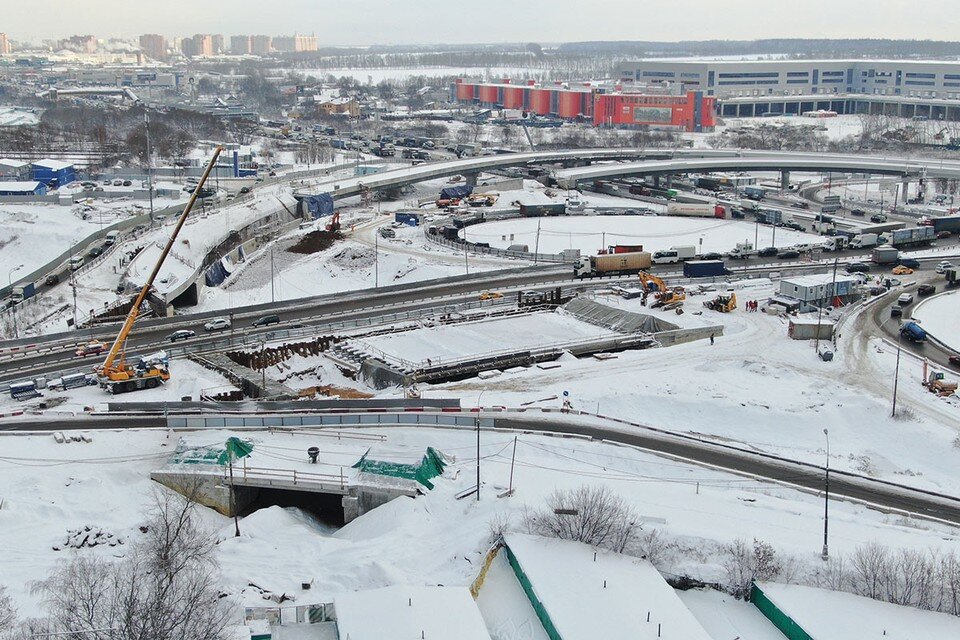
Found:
[171,438,254,466]
[351,447,447,489]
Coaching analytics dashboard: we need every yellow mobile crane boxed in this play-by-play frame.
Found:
[96,147,223,394]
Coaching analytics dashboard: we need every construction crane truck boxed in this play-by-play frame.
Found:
[96,148,223,394]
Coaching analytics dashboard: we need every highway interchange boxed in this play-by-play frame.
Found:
[3,147,960,529]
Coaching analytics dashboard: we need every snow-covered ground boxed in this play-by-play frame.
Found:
[912,290,960,352]
[4,423,960,623]
[463,215,820,254]
[678,589,786,640]
[0,106,39,127]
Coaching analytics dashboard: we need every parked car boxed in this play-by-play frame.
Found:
[757,246,779,257]
[918,284,937,297]
[167,329,196,342]
[251,314,280,328]
[204,317,231,331]
[777,249,801,259]
[892,265,913,275]
[112,179,123,186]
[870,213,887,223]
[122,180,132,187]
[936,230,952,239]
[239,186,251,194]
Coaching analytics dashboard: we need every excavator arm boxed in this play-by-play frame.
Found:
[99,147,223,376]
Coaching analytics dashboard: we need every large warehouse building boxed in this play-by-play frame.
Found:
[452,79,716,132]
[621,59,960,120]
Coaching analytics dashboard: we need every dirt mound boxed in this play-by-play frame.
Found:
[287,229,343,254]
[329,246,375,269]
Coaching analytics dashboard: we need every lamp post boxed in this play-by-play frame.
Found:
[891,319,918,417]
[821,428,830,560]
[8,263,23,339]
[476,390,486,501]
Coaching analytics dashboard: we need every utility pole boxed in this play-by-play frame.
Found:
[71,273,78,329]
[270,245,275,304]
[892,322,906,417]
[507,436,518,495]
[821,428,830,560]
[374,231,379,287]
[476,390,485,501]
[145,112,155,223]
[534,217,542,264]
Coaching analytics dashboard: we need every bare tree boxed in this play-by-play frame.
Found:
[32,486,231,640]
[0,585,15,634]
[722,538,783,599]
[522,485,640,553]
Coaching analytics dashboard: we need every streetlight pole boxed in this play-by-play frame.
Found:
[821,428,830,560]
[891,319,916,418]
[145,112,155,223]
[269,245,275,304]
[374,231,379,288]
[476,390,486,501]
[8,264,23,339]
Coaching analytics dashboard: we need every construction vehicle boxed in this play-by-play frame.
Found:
[924,370,958,397]
[325,211,341,233]
[704,292,737,312]
[96,148,223,394]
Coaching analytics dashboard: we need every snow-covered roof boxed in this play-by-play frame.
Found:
[0,181,44,192]
[334,586,491,640]
[504,534,712,640]
[0,159,29,169]
[782,272,858,288]
[789,317,836,327]
[756,582,960,638]
[31,158,74,171]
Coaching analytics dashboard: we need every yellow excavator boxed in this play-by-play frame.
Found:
[639,271,686,308]
[96,147,223,394]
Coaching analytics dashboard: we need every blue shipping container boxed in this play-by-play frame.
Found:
[394,212,419,226]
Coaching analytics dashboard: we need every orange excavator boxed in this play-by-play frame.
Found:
[96,147,223,394]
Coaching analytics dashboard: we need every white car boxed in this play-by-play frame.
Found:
[936,261,954,274]
[204,317,231,332]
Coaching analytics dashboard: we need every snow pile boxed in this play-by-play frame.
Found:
[328,245,376,270]
[53,526,124,551]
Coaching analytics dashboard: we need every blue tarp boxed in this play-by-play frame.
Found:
[300,193,335,219]
[204,258,232,287]
[440,185,473,200]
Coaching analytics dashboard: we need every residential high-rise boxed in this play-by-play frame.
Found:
[294,34,318,52]
[230,35,252,55]
[0,33,10,55]
[251,35,272,55]
[64,35,97,54]
[211,34,224,55]
[183,34,214,58]
[139,34,167,61]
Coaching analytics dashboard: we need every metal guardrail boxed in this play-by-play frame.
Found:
[424,228,576,264]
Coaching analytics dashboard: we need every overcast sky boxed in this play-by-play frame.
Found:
[4,0,956,44]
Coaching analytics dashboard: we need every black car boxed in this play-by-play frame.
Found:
[252,314,281,328]
[897,257,921,268]
[757,247,779,257]
[701,252,724,260]
[167,329,196,342]
[44,273,60,286]
[845,262,871,274]
[782,222,805,232]
[730,210,746,219]
[239,186,251,194]
[778,249,801,259]
[88,246,104,258]
[851,209,866,217]
[918,284,937,297]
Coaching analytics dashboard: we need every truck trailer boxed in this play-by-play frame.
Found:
[574,251,652,278]
[890,226,935,248]
[871,246,900,264]
[683,260,727,278]
[10,282,35,304]
[666,202,726,219]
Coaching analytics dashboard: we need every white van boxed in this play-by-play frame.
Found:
[104,230,120,246]
[69,255,84,271]
[652,249,680,265]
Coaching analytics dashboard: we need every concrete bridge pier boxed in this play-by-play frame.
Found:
[464,172,479,187]
[781,171,790,192]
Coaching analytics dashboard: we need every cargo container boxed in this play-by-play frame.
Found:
[519,203,566,217]
[871,246,900,264]
[507,244,529,252]
[394,212,419,226]
[574,251,652,278]
[931,216,960,233]
[666,202,725,218]
[683,260,727,278]
[607,244,644,254]
[890,226,935,248]
[743,185,766,200]
[9,380,40,400]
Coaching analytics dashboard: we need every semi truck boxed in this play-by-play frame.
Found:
[683,260,727,278]
[890,226,935,248]
[871,246,900,265]
[743,185,766,200]
[574,251,652,278]
[666,202,726,219]
[931,216,960,234]
[10,282,35,304]
[849,233,878,249]
[652,245,697,265]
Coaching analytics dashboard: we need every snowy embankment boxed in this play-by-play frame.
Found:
[912,290,960,353]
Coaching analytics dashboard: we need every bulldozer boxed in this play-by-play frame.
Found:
[96,148,223,394]
[924,370,958,397]
[704,291,737,312]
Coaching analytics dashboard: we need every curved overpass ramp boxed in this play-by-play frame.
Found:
[553,152,960,188]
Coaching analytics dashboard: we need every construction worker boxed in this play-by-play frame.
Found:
[710,333,715,345]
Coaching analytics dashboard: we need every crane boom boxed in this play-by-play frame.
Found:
[99,147,223,376]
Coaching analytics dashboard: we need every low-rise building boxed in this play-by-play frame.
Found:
[0,181,48,196]
[0,159,30,181]
[31,159,76,186]
[779,273,860,311]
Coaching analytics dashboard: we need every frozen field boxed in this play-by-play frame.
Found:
[356,311,611,367]
[0,204,113,277]
[463,215,820,254]
[912,291,960,353]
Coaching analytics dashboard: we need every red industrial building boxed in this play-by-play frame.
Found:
[452,79,716,132]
